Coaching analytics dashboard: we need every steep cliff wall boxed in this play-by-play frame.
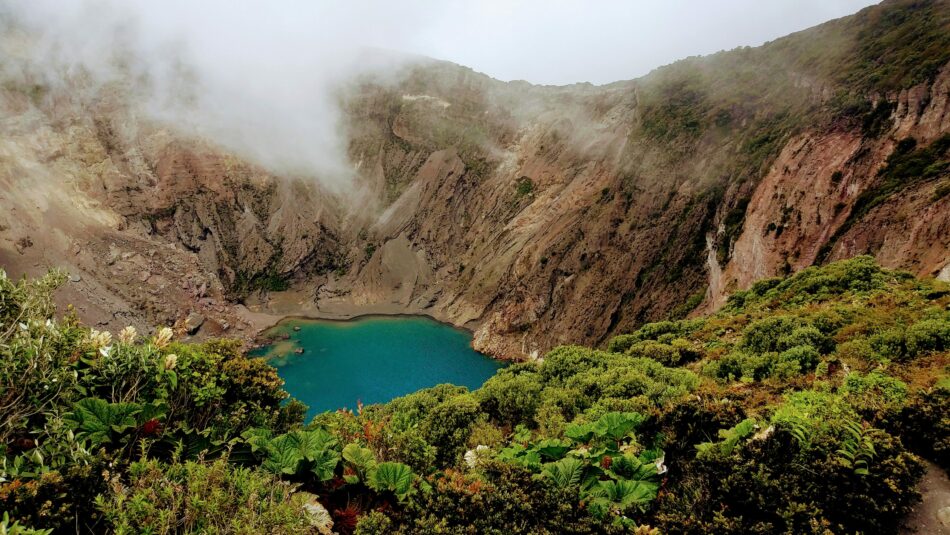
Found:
[706,64,950,311]
[0,0,948,359]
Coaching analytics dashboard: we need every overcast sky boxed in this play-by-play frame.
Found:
[411,0,880,84]
[9,0,879,86]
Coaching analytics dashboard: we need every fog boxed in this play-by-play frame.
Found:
[1,0,431,189]
[0,0,877,188]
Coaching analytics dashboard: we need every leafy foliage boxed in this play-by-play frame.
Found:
[1,256,947,534]
[65,398,145,447]
[95,457,316,534]
[258,428,340,481]
[367,462,415,501]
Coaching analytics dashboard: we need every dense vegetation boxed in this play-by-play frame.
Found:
[2,256,948,533]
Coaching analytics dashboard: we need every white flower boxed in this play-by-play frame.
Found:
[654,455,668,475]
[118,326,138,344]
[163,354,178,371]
[464,445,491,469]
[99,346,112,358]
[88,329,112,349]
[752,425,775,441]
[154,327,174,349]
[464,449,478,468]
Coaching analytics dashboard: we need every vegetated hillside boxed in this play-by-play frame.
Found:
[0,0,948,359]
[2,256,948,533]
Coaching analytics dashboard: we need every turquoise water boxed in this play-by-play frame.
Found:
[251,315,505,418]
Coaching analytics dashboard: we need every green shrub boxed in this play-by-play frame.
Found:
[905,317,950,355]
[777,325,833,354]
[708,348,816,382]
[478,369,542,426]
[95,458,317,533]
[777,345,821,376]
[514,176,534,198]
[382,428,437,474]
[843,370,909,414]
[563,353,698,409]
[394,460,619,534]
[741,316,800,353]
[420,393,481,465]
[626,340,682,366]
[726,256,888,310]
[386,384,470,426]
[354,510,392,535]
[890,384,950,470]
[607,320,703,353]
[870,328,909,361]
[0,270,82,443]
[665,425,924,533]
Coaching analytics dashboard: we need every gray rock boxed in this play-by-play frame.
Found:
[938,505,950,527]
[185,313,206,334]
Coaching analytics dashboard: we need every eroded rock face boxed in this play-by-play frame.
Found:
[706,65,950,312]
[1,3,949,359]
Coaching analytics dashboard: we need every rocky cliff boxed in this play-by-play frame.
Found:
[1,0,948,359]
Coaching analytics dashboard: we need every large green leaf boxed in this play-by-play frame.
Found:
[342,443,377,483]
[160,425,227,461]
[66,398,141,446]
[541,457,586,489]
[294,428,337,459]
[369,462,414,500]
[565,412,644,445]
[607,453,658,481]
[592,412,644,442]
[309,447,341,482]
[599,479,659,505]
[695,418,757,459]
[587,479,660,518]
[565,422,597,443]
[241,428,274,454]
[295,429,339,480]
[498,443,542,470]
[260,429,340,478]
[535,438,572,460]
[261,433,304,475]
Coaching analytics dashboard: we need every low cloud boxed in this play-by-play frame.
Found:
[0,0,427,190]
[0,0,877,191]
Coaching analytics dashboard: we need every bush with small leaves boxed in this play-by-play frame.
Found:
[741,316,801,354]
[95,458,314,533]
[420,393,481,465]
[905,317,950,355]
[625,340,683,366]
[478,369,543,426]
[354,510,392,535]
[889,382,950,470]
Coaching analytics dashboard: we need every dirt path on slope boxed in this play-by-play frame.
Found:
[902,461,950,534]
